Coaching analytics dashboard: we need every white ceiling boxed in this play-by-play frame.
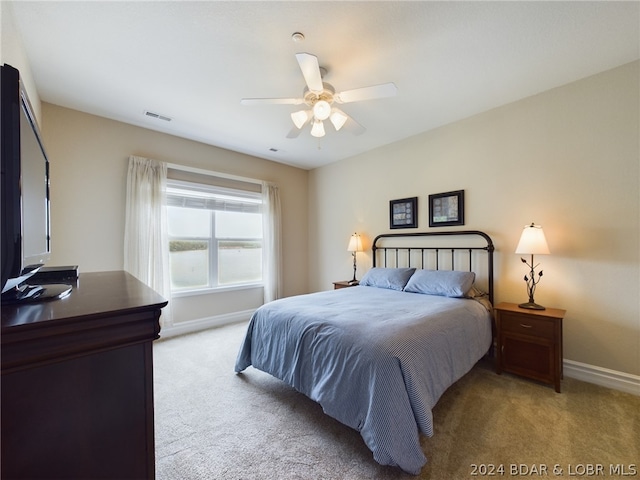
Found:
[9,1,640,170]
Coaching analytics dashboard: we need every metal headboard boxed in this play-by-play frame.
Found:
[372,230,495,305]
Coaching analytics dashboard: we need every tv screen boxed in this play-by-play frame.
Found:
[18,81,51,268]
[1,64,54,300]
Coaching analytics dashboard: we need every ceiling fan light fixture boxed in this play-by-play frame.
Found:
[291,110,310,129]
[241,52,397,141]
[310,119,325,138]
[313,100,331,121]
[330,109,348,131]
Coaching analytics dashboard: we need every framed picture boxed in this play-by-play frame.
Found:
[390,197,418,229]
[429,190,465,227]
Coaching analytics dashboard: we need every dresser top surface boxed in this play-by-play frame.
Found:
[1,271,167,330]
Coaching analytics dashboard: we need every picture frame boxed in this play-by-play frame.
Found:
[429,190,465,227]
[390,197,418,229]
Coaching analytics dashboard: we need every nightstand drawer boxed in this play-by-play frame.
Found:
[499,312,554,338]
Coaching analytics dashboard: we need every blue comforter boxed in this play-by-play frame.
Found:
[235,286,492,474]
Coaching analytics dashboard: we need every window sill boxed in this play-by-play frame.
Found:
[171,283,263,298]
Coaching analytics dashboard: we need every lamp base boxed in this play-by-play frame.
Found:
[518,301,546,310]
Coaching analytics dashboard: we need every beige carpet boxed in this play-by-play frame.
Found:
[154,322,639,479]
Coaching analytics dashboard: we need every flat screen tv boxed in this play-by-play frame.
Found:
[1,63,70,303]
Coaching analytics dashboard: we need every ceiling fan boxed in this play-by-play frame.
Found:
[241,53,397,139]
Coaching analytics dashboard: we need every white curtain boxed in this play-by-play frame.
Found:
[262,181,282,303]
[124,156,172,327]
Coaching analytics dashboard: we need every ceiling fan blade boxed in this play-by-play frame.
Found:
[342,114,366,136]
[295,53,324,93]
[334,82,398,104]
[286,126,303,139]
[240,97,303,106]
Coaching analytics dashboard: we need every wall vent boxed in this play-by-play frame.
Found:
[144,110,172,122]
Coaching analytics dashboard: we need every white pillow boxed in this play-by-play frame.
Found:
[359,267,416,291]
[403,269,475,298]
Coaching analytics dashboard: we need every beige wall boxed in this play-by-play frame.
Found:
[41,103,309,320]
[309,61,639,376]
[1,1,41,122]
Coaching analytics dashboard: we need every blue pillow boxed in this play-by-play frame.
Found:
[403,269,475,298]
[359,267,416,291]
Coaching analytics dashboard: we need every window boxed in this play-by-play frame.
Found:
[166,179,262,291]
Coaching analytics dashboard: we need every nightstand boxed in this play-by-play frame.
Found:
[494,302,566,393]
[333,281,358,289]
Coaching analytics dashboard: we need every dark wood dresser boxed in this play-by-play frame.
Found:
[1,271,167,479]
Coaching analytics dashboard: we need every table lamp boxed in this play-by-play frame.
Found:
[347,233,363,285]
[515,223,550,310]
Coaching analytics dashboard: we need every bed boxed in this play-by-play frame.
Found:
[235,231,495,475]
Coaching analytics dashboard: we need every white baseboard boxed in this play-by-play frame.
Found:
[159,309,255,339]
[564,359,640,396]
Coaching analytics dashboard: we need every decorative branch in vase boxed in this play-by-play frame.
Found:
[520,255,544,309]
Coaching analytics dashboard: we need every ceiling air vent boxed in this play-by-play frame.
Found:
[144,110,172,122]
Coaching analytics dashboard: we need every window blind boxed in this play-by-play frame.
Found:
[166,179,261,214]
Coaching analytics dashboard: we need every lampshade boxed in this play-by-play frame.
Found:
[347,233,363,252]
[313,100,332,121]
[515,223,550,255]
[310,119,325,138]
[291,110,310,129]
[330,109,348,131]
